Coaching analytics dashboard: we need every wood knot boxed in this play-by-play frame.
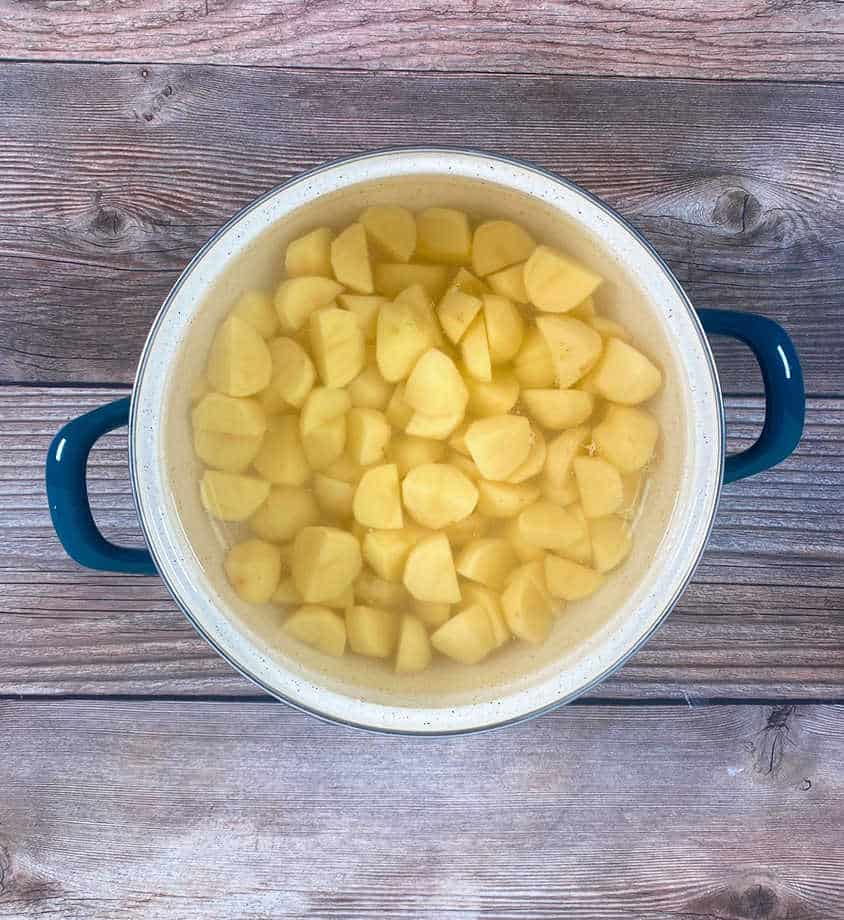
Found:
[712,186,763,235]
[738,883,779,918]
[91,205,125,236]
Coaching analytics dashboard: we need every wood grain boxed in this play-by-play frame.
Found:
[2,386,841,700]
[0,700,842,918]
[0,63,841,394]
[1,0,843,81]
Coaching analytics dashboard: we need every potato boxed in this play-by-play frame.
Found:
[395,615,432,673]
[403,533,461,604]
[513,327,556,388]
[451,267,489,297]
[461,582,510,647]
[520,389,594,430]
[330,222,373,294]
[231,290,277,339]
[570,295,596,320]
[590,516,632,573]
[338,294,387,341]
[501,517,545,563]
[394,283,440,336]
[446,510,488,546]
[413,601,451,629]
[353,463,403,529]
[292,526,362,602]
[347,365,391,411]
[501,561,553,644]
[272,576,303,606]
[285,227,333,278]
[621,471,643,516]
[267,336,316,408]
[405,410,464,441]
[431,605,496,664]
[472,220,535,277]
[324,454,363,484]
[448,424,470,456]
[467,371,520,417]
[300,388,350,471]
[593,406,659,473]
[363,529,416,582]
[482,294,524,363]
[465,415,532,481]
[543,425,590,495]
[345,605,400,658]
[313,473,355,518]
[224,539,282,604]
[283,605,346,657]
[389,434,446,476]
[385,383,414,430]
[192,393,266,471]
[374,263,449,300]
[589,315,631,341]
[200,471,270,522]
[544,555,603,601]
[347,408,391,466]
[445,449,480,481]
[476,480,540,518]
[300,386,350,433]
[403,349,468,418]
[573,456,624,519]
[455,538,518,591]
[437,288,482,344]
[516,500,588,552]
[591,338,663,405]
[308,307,365,388]
[249,416,307,485]
[250,485,320,542]
[193,430,263,472]
[190,375,209,405]
[376,300,434,382]
[275,276,344,332]
[508,425,546,484]
[402,463,479,529]
[416,207,471,264]
[360,205,416,262]
[541,474,579,508]
[487,262,528,302]
[206,316,272,397]
[558,504,592,566]
[460,314,492,382]
[536,315,603,388]
[523,245,602,313]
[355,571,408,609]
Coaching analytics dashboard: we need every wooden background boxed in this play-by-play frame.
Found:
[0,3,842,917]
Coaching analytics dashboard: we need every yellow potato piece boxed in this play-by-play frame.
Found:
[508,425,546,484]
[403,533,461,604]
[363,529,416,582]
[374,263,449,300]
[285,227,333,278]
[301,419,346,471]
[516,500,588,552]
[267,336,316,409]
[476,479,540,518]
[501,561,553,644]
[348,364,392,411]
[346,605,400,658]
[460,314,492,383]
[544,555,604,601]
[446,509,488,546]
[521,389,595,430]
[324,454,363,484]
[451,267,489,297]
[472,220,535,277]
[193,430,263,472]
[416,207,472,264]
[523,245,602,313]
[330,222,373,294]
[200,471,270,522]
[591,338,663,405]
[558,504,592,565]
[461,582,510,648]
[487,262,528,302]
[353,464,403,529]
[309,307,365,388]
[355,571,408,609]
[431,604,496,664]
[190,375,209,405]
[292,526,362,603]
[402,462,478,529]
[385,383,413,430]
[192,392,267,438]
[338,294,387,341]
[388,434,446,476]
[437,288,482,344]
[274,276,344,332]
[455,537,518,591]
[253,415,310,486]
[501,517,545,563]
[593,405,659,473]
[224,539,282,604]
[301,387,350,438]
[283,605,346,657]
[405,409,464,441]
[395,615,432,673]
[513,326,556,388]
[569,295,596,320]
[231,290,277,339]
[360,205,416,262]
[394,283,442,341]
[250,485,320,543]
[413,601,451,629]
[313,473,355,518]
[347,408,391,466]
[620,471,643,517]
[376,300,434,383]
[543,425,590,495]
[272,576,303,606]
[404,349,468,417]
[467,371,520,417]
[589,315,631,341]
[482,294,524,363]
[206,316,272,397]
[465,415,532,481]
[573,456,624,519]
[536,315,603,388]
[590,516,632,573]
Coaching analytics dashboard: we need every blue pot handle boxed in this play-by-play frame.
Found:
[46,397,157,574]
[697,309,804,483]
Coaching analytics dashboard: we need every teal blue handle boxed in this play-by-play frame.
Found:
[46,397,156,574]
[698,309,804,483]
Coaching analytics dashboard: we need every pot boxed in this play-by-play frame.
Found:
[46,148,804,734]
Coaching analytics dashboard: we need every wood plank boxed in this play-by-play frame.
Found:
[1,0,842,81]
[1,386,841,699]
[0,700,842,918]
[0,63,841,394]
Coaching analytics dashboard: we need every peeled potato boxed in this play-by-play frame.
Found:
[451,267,489,298]
[472,220,535,277]
[284,605,346,657]
[207,316,272,397]
[275,276,343,332]
[285,227,333,278]
[402,463,479,529]
[589,316,631,341]
[395,615,432,673]
[324,454,363,484]
[309,307,365,387]
[405,409,464,441]
[476,480,540,518]
[300,387,350,470]
[593,406,659,472]
[508,425,546,484]
[405,350,468,418]
[360,205,416,262]
[543,426,590,496]
[273,576,303,605]
[431,605,496,664]
[544,555,603,601]
[621,471,643,516]
[460,315,492,383]
[330,222,373,294]
[250,485,320,543]
[224,539,282,604]
[501,561,553,644]
[487,262,528,302]
[437,288,482,344]
[521,389,594,430]
[374,263,449,300]
[353,464,403,529]
[388,434,446,476]
[465,415,532,481]
[267,336,316,408]
[200,471,269,522]
[385,383,413,430]
[313,473,355,518]
[355,571,408,609]
[501,517,545,563]
[377,300,433,382]
[414,601,451,628]
[542,474,579,508]
[573,456,624,519]
[467,371,520,417]
[516,500,588,552]
[363,529,416,582]
[446,510,488,546]
[570,296,596,320]
[252,415,309,486]
[348,364,392,411]
[461,582,510,647]
[591,338,663,405]
[524,245,602,313]
[558,504,592,565]
[292,526,362,603]
[590,516,632,573]
[194,430,263,472]
[446,449,480,480]
[536,315,603,388]
[482,294,524,363]
[403,533,461,604]
[347,408,391,466]
[338,294,387,341]
[513,327,556,388]
[192,393,266,471]
[346,605,400,658]
[231,290,277,339]
[416,207,472,264]
[455,538,518,591]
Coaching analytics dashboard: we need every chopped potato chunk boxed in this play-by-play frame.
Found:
[524,245,602,313]
[360,205,416,262]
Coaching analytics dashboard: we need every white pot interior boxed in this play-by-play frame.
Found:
[131,150,723,733]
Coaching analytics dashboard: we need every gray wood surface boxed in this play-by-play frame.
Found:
[1,0,842,81]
